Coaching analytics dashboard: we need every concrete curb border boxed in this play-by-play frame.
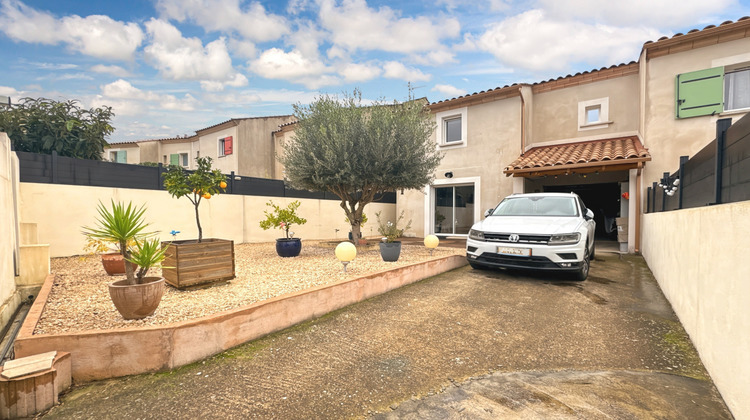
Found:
[14,255,467,382]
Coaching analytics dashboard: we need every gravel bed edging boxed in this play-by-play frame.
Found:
[14,255,468,382]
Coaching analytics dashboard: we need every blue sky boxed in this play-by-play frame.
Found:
[1,0,749,142]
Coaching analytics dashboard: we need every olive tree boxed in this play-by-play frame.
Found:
[0,97,114,159]
[279,90,442,241]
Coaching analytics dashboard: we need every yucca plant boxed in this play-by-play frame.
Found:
[126,238,170,281]
[82,200,154,285]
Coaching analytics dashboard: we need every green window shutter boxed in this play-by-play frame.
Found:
[116,151,127,163]
[170,154,179,165]
[676,67,724,118]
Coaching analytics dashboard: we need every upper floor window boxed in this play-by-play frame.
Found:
[676,65,750,118]
[435,107,467,147]
[725,68,750,111]
[218,136,233,157]
[578,97,610,130]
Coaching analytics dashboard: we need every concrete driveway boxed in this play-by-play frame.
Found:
[42,250,732,419]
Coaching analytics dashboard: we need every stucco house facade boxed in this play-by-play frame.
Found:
[397,18,750,254]
[104,115,295,179]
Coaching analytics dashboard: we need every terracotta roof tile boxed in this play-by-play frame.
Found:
[504,136,651,174]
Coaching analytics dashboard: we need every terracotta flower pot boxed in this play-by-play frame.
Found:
[101,252,137,276]
[108,277,165,320]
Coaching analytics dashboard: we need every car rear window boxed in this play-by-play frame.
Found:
[492,196,578,217]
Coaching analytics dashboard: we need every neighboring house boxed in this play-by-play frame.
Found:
[104,115,295,178]
[397,17,750,254]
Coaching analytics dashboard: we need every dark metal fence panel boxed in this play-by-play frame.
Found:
[647,113,750,213]
[681,143,716,209]
[723,113,750,203]
[16,151,397,203]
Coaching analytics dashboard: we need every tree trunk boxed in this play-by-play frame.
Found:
[195,202,203,242]
[121,240,136,285]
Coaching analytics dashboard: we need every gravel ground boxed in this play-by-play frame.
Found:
[36,241,462,335]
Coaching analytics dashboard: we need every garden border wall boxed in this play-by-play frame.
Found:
[14,255,467,382]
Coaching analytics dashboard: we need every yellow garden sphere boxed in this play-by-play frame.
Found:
[424,234,440,249]
[335,241,357,262]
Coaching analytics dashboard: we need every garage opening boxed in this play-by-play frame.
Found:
[544,183,621,240]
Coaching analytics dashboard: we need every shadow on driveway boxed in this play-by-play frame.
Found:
[43,251,732,419]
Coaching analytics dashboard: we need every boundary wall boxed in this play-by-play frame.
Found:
[641,201,750,420]
[19,182,396,258]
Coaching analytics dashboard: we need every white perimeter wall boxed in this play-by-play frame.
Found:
[0,133,21,330]
[641,202,750,420]
[19,183,396,258]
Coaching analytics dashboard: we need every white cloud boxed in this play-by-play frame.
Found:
[383,61,431,82]
[202,88,319,105]
[0,86,19,96]
[317,0,461,54]
[156,0,288,42]
[339,62,382,82]
[0,0,143,60]
[144,18,242,85]
[228,38,257,59]
[538,0,737,27]
[91,64,132,77]
[432,84,467,97]
[476,9,661,72]
[200,73,249,92]
[98,79,197,115]
[249,48,338,88]
[411,50,456,66]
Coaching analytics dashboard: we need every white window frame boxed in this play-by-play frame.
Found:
[218,137,226,157]
[578,97,611,131]
[724,65,750,113]
[435,107,468,148]
[179,152,189,167]
[424,176,481,236]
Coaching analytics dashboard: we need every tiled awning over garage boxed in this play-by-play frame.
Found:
[503,136,651,177]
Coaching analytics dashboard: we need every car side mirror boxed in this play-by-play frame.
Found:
[585,209,594,220]
[484,208,493,218]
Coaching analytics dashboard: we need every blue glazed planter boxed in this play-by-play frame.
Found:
[276,238,302,257]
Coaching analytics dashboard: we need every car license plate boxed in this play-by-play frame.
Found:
[497,246,531,256]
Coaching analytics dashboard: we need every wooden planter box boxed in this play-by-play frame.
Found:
[161,239,235,289]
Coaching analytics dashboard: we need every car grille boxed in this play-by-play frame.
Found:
[482,233,551,245]
[475,254,559,269]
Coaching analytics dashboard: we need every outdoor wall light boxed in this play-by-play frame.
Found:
[335,241,357,272]
[234,176,241,180]
[445,171,453,178]
[424,235,439,256]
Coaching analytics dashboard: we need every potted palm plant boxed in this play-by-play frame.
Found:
[375,210,412,262]
[82,201,167,319]
[162,156,235,289]
[259,200,307,257]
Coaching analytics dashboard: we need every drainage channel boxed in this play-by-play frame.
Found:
[0,295,34,365]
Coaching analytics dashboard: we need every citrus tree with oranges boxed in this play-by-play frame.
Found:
[163,156,227,242]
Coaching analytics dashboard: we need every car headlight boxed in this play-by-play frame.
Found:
[549,232,580,245]
[469,229,485,241]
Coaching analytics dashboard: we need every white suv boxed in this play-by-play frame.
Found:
[466,192,596,281]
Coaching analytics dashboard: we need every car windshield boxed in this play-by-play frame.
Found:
[492,196,578,217]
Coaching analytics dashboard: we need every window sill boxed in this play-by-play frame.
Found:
[720,108,750,117]
[579,121,613,131]
[439,141,465,149]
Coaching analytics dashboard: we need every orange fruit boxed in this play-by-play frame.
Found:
[219,181,227,189]
[203,193,211,199]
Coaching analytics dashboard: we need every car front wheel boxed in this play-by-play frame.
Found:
[573,249,590,281]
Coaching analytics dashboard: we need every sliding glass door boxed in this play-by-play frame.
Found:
[434,185,474,235]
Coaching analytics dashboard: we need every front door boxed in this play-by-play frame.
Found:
[434,185,475,235]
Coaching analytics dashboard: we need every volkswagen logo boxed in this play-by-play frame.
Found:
[508,234,520,243]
